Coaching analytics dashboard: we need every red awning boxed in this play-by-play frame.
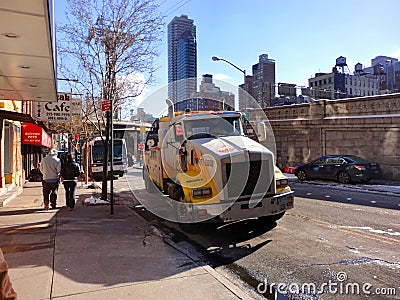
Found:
[22,123,52,148]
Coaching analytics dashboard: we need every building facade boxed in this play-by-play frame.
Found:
[309,64,380,100]
[363,56,400,92]
[167,15,197,108]
[239,75,253,110]
[252,54,276,108]
[179,74,235,111]
[0,1,57,201]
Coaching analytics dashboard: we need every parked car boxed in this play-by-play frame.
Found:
[295,155,382,184]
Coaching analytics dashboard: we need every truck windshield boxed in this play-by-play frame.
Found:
[184,116,243,139]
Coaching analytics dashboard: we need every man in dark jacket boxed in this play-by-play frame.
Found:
[61,154,81,210]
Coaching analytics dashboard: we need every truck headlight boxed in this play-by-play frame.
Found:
[192,188,212,197]
[276,179,289,187]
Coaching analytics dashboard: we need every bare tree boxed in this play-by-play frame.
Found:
[57,0,164,199]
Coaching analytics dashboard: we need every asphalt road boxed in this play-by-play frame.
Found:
[291,181,400,210]
[120,168,400,300]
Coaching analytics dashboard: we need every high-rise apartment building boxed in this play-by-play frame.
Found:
[252,54,276,108]
[168,15,197,109]
[239,75,253,110]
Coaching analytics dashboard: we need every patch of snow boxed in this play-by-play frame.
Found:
[339,226,400,236]
[83,196,109,205]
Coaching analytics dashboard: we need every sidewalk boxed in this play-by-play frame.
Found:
[0,181,250,300]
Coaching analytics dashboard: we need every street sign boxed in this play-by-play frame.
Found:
[33,92,72,122]
[138,143,145,151]
[140,126,146,133]
[102,100,111,111]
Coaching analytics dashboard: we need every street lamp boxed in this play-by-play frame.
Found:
[212,56,247,110]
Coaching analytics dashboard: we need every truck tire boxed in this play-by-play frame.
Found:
[168,184,184,201]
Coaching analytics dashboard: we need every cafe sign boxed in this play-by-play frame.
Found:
[33,92,72,122]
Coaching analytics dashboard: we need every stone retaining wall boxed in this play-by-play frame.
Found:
[263,93,400,180]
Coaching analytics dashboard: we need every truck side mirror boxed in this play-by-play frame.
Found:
[257,122,267,142]
[174,123,184,142]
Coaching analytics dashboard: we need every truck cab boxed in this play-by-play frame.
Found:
[144,109,294,224]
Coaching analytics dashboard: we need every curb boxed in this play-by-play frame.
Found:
[129,206,254,300]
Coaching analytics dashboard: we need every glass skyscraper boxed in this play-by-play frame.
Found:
[167,15,197,109]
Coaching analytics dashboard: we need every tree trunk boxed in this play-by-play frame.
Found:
[101,111,110,200]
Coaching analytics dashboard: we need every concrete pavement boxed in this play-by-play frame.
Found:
[0,181,251,300]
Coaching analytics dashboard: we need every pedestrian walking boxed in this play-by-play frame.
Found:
[40,149,61,210]
[61,154,81,211]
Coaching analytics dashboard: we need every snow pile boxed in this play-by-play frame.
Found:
[83,196,109,206]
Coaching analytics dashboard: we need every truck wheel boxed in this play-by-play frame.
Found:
[168,184,184,201]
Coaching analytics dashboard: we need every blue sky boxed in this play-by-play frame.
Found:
[55,0,400,115]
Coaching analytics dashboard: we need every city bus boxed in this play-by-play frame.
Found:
[89,137,128,181]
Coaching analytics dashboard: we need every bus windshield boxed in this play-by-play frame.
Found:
[92,140,125,163]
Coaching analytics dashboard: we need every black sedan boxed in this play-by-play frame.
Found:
[295,155,382,184]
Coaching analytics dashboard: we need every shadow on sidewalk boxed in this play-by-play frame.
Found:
[0,178,276,297]
[0,208,44,216]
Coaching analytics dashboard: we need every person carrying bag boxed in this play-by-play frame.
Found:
[61,154,81,211]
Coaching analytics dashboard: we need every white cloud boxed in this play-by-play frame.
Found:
[213,73,230,81]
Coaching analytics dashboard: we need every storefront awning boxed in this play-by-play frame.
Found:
[0,1,57,102]
[0,109,36,123]
[22,123,52,148]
